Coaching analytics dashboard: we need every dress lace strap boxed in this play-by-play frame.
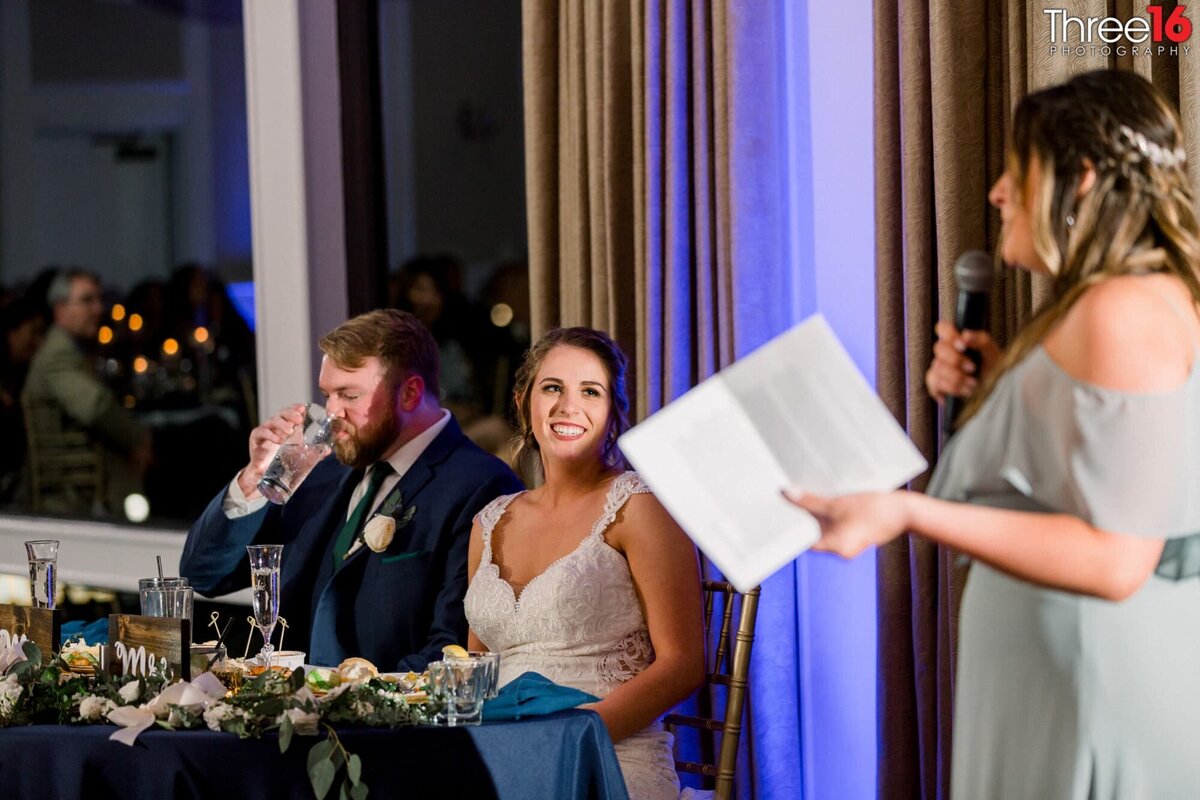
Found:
[474,492,523,556]
[590,471,651,540]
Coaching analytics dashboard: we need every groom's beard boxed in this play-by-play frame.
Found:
[333,407,400,468]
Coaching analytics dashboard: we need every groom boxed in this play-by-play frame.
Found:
[181,310,521,671]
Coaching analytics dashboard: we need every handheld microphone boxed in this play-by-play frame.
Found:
[944,251,994,434]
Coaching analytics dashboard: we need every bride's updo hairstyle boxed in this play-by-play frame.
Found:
[963,69,1200,424]
[511,326,632,477]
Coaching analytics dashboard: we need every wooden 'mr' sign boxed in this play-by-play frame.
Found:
[107,615,191,681]
[0,604,60,656]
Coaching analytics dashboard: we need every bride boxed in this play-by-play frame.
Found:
[464,326,705,800]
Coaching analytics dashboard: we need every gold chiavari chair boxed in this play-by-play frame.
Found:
[22,397,105,512]
[666,580,761,799]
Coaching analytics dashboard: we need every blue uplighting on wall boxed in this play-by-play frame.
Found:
[226,280,255,332]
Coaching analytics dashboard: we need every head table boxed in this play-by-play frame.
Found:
[0,709,629,800]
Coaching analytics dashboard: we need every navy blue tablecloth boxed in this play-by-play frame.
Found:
[0,709,629,800]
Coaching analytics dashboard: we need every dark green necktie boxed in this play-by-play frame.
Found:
[332,463,393,567]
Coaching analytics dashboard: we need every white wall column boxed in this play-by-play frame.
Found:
[242,0,348,415]
[788,0,878,798]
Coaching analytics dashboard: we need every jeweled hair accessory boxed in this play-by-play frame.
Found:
[1118,124,1187,169]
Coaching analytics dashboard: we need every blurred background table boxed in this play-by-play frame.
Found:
[0,709,628,800]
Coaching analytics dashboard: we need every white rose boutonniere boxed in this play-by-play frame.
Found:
[344,491,418,560]
[363,515,396,553]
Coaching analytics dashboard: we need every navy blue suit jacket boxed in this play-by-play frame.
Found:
[180,418,521,671]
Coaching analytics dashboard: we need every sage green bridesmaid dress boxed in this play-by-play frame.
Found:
[928,345,1200,799]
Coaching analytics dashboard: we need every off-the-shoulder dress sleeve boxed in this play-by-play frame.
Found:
[929,347,1200,543]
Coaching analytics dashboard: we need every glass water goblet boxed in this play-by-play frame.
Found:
[246,544,284,666]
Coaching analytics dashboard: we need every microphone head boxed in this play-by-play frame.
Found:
[954,251,994,294]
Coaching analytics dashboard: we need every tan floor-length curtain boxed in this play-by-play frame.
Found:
[522,0,754,417]
[522,3,798,797]
[875,1,1200,797]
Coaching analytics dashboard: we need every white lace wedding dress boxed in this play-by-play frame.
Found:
[464,471,686,800]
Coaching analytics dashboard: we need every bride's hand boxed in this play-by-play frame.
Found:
[782,489,913,558]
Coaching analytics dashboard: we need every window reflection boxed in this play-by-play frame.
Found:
[0,0,253,524]
[378,0,529,461]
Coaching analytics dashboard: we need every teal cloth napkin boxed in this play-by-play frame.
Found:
[482,671,599,721]
[60,619,108,646]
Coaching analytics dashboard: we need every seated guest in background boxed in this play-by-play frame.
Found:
[391,254,490,421]
[0,294,46,504]
[21,269,150,515]
[182,309,522,671]
[465,327,704,800]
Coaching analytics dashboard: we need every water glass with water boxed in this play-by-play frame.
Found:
[444,657,486,726]
[427,660,455,725]
[468,650,502,700]
[257,403,333,504]
[139,577,193,619]
[24,540,58,609]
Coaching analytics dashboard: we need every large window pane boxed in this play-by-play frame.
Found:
[0,0,254,526]
[378,0,529,456]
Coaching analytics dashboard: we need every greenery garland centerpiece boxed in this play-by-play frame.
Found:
[0,639,432,800]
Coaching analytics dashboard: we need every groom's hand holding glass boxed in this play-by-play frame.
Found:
[235,404,309,501]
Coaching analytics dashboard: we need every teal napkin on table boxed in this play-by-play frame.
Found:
[60,618,109,646]
[482,671,599,721]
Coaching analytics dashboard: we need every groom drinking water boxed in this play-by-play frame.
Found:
[182,309,522,670]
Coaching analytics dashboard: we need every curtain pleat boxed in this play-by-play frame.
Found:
[522,0,561,339]
[689,0,718,386]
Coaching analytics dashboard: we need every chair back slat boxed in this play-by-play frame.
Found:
[21,397,105,511]
[714,586,735,675]
[669,579,760,800]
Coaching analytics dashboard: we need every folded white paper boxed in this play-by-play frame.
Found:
[619,314,927,592]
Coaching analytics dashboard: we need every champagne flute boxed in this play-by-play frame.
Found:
[246,545,284,666]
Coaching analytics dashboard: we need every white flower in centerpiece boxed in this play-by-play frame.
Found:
[118,681,141,704]
[203,702,236,732]
[0,674,24,719]
[363,514,396,553]
[79,695,108,721]
[284,706,320,736]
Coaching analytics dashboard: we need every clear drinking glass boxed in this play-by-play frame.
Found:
[139,577,193,619]
[257,403,333,504]
[444,657,486,726]
[24,540,58,609]
[468,651,502,700]
[246,544,284,665]
[426,660,454,725]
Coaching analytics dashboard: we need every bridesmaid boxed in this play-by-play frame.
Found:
[787,70,1200,798]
